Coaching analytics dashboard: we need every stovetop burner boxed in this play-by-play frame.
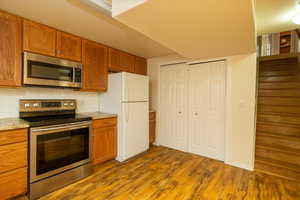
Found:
[19,99,92,127]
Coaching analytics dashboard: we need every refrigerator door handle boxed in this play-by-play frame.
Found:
[126,103,130,122]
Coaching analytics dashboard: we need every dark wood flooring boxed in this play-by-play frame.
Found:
[37,146,300,200]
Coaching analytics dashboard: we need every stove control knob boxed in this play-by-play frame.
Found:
[24,103,30,108]
[63,103,69,106]
[33,103,39,107]
[70,103,75,107]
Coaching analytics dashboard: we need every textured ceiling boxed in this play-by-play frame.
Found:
[255,0,300,34]
[0,0,174,58]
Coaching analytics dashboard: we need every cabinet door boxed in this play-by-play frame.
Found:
[0,11,22,87]
[23,19,56,56]
[82,40,108,91]
[93,126,117,165]
[149,112,156,144]
[56,31,82,62]
[108,48,121,72]
[134,56,147,75]
[120,52,134,73]
[0,167,27,200]
[108,48,134,73]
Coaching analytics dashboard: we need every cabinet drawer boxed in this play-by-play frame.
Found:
[149,112,156,121]
[0,167,27,200]
[0,142,27,174]
[93,117,117,129]
[0,128,27,146]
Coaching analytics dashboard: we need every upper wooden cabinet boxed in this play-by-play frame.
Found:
[23,19,56,56]
[0,11,22,87]
[134,56,147,75]
[56,31,82,62]
[82,40,108,91]
[108,48,134,73]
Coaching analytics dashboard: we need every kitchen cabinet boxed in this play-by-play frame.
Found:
[108,48,134,73]
[134,56,147,75]
[82,40,108,91]
[92,117,117,165]
[56,31,82,62]
[0,128,28,200]
[149,111,156,144]
[0,11,22,87]
[23,19,56,56]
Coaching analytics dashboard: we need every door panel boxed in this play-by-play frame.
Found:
[160,64,188,152]
[188,61,226,161]
[23,19,56,56]
[122,102,149,160]
[82,40,108,91]
[0,11,22,87]
[56,31,82,62]
[122,72,149,102]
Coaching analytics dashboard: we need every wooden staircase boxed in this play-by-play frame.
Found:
[255,55,300,181]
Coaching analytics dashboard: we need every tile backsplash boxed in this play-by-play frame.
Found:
[0,87,99,118]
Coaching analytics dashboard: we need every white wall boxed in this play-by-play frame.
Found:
[112,0,147,17]
[148,53,257,170]
[0,87,100,118]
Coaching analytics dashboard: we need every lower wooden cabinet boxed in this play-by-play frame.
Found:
[0,128,27,200]
[149,112,156,144]
[92,117,117,165]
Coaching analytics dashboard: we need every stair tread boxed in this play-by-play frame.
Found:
[256,144,300,156]
[256,156,300,173]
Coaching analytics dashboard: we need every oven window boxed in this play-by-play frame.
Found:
[36,127,89,175]
[28,60,73,82]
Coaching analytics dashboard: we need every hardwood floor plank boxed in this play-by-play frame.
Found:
[38,147,300,200]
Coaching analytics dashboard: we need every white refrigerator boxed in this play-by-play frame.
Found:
[99,72,149,162]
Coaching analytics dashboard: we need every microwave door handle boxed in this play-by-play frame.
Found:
[72,67,76,82]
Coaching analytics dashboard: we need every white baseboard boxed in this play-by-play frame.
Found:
[225,161,254,171]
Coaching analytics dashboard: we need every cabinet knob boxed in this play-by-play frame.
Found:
[179,111,182,114]
[195,112,198,115]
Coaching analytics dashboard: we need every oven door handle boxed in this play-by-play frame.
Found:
[31,124,90,135]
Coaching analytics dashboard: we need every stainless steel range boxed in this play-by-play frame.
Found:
[20,99,93,199]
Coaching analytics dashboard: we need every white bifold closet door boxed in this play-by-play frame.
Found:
[160,61,226,161]
[188,61,226,161]
[160,63,188,152]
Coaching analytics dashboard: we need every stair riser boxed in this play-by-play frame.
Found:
[256,124,300,137]
[257,114,300,125]
[256,147,300,165]
[260,71,297,77]
[259,82,300,89]
[259,76,300,82]
[258,97,300,106]
[255,162,300,182]
[256,134,300,151]
[257,105,300,114]
[258,89,300,98]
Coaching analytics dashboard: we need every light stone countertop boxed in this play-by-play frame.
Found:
[0,118,30,131]
[80,112,117,120]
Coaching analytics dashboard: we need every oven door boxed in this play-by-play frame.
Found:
[23,52,82,88]
[30,121,92,182]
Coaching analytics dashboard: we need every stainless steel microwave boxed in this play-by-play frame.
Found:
[23,52,82,88]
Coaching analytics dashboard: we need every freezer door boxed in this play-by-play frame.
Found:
[122,102,149,161]
[122,72,149,102]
